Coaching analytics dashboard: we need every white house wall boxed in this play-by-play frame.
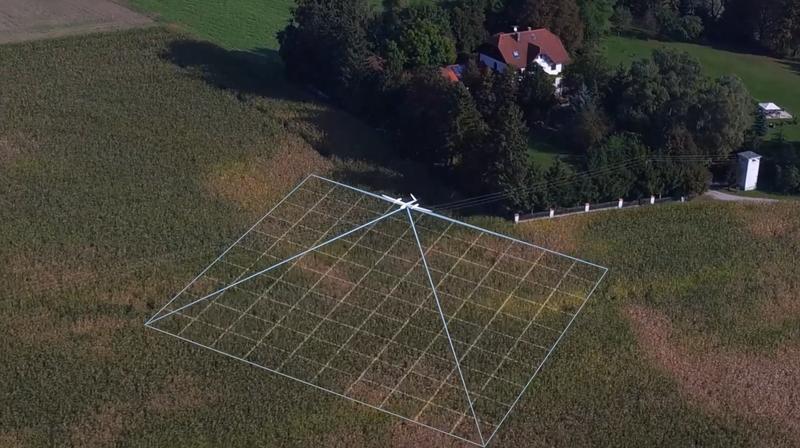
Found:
[533,56,562,76]
[738,157,761,191]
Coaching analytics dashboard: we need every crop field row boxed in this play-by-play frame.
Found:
[147,176,606,445]
[1,28,799,447]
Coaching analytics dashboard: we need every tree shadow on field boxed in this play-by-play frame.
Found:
[163,40,301,102]
[162,39,458,205]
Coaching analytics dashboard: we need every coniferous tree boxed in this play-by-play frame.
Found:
[484,103,533,210]
[279,0,373,99]
[502,0,585,49]
[578,0,615,41]
[445,0,489,54]
[518,64,557,126]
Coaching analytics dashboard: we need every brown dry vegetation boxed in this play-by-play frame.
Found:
[389,421,464,448]
[626,304,800,445]
[512,213,593,255]
[0,431,29,448]
[69,404,130,448]
[204,139,333,216]
[0,132,35,166]
[733,203,800,325]
[4,25,800,448]
[735,202,800,239]
[146,374,214,414]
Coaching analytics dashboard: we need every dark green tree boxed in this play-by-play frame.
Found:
[395,69,488,171]
[518,64,557,126]
[564,84,611,151]
[445,0,489,54]
[695,75,754,156]
[608,49,752,159]
[611,5,633,32]
[587,133,643,200]
[578,0,615,41]
[502,0,585,50]
[445,85,489,170]
[543,159,578,207]
[482,103,533,210]
[279,0,373,99]
[382,3,457,69]
[753,107,768,138]
[563,48,613,97]
[461,60,498,120]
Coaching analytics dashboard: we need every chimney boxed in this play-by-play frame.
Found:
[512,25,519,41]
[528,26,532,31]
[513,26,518,32]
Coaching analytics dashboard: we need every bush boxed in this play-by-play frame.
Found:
[656,7,704,42]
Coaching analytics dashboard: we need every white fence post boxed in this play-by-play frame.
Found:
[681,196,685,203]
[650,195,655,205]
[514,213,519,224]
[549,209,555,218]
[618,198,623,208]
[584,203,590,213]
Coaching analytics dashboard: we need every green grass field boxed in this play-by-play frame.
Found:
[128,0,292,50]
[603,35,800,141]
[2,27,799,447]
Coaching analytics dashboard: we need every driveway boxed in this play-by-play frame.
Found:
[704,190,779,203]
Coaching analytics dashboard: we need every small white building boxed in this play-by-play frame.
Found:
[758,102,793,120]
[737,151,762,191]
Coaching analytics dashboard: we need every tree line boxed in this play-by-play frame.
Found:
[279,0,757,213]
[615,0,800,58]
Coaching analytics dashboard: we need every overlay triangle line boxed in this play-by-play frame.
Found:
[147,206,405,326]
[406,207,486,446]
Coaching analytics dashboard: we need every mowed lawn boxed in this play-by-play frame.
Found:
[128,0,383,51]
[603,35,800,141]
[2,27,799,447]
[129,0,291,50]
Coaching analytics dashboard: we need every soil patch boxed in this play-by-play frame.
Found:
[0,0,151,44]
[626,304,800,444]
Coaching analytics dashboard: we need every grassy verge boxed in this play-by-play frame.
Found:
[602,35,800,141]
[527,135,573,168]
[725,189,800,201]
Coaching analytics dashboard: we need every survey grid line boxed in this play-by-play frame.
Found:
[408,208,485,445]
[180,184,339,338]
[145,175,609,448]
[144,322,484,447]
[144,175,312,325]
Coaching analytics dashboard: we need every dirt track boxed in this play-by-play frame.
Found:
[0,0,151,44]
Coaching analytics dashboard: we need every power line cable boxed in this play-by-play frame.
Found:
[432,153,737,211]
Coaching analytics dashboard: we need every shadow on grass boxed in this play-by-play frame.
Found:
[779,59,800,77]
[163,40,299,101]
[161,39,458,205]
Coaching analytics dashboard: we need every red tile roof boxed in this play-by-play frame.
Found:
[440,65,460,82]
[484,28,569,70]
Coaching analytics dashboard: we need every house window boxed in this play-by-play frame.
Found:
[512,50,520,58]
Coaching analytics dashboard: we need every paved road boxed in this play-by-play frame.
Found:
[704,190,779,203]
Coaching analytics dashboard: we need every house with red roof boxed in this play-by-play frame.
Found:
[477,27,569,89]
